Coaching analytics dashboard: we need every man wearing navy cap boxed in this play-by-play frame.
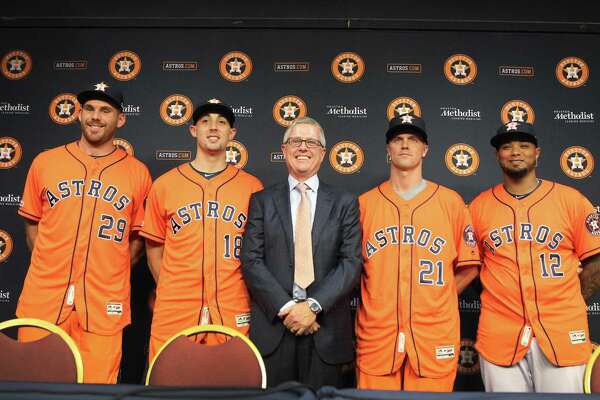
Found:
[355,115,480,391]
[470,122,600,392]
[17,82,152,383]
[140,99,263,362]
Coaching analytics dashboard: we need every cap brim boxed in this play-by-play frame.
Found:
[192,103,235,126]
[77,91,122,112]
[386,124,428,143]
[491,132,538,148]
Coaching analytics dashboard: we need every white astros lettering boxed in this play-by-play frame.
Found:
[169,200,248,235]
[45,179,131,211]
[365,225,447,258]
[482,223,565,254]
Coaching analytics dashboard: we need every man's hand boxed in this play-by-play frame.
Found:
[278,301,318,335]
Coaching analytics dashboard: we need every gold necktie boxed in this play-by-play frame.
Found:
[294,183,314,289]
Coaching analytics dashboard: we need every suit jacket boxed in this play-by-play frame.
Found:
[241,180,362,364]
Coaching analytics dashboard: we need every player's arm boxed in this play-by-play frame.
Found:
[24,219,38,251]
[455,264,479,295]
[129,231,144,267]
[579,253,600,303]
[145,239,163,283]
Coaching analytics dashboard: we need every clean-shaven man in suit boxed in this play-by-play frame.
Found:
[241,116,362,388]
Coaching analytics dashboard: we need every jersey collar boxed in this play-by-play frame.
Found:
[178,163,239,187]
[66,141,126,167]
[379,179,438,207]
[493,179,553,206]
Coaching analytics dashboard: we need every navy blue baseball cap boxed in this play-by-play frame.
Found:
[77,81,124,112]
[192,98,235,126]
[491,122,538,149]
[386,115,428,144]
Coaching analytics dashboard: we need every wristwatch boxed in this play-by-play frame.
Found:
[307,298,322,314]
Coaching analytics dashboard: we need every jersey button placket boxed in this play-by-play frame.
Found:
[515,209,536,336]
[204,188,217,323]
[399,205,412,360]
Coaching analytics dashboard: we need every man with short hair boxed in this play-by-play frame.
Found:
[470,121,600,393]
[17,82,152,383]
[141,99,262,362]
[356,115,480,391]
[241,116,362,388]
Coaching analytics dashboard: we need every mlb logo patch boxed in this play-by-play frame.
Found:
[106,302,123,316]
[235,313,251,327]
[569,330,586,344]
[436,345,455,359]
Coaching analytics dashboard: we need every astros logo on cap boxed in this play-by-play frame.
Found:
[444,54,477,85]
[501,100,535,124]
[445,143,479,176]
[329,140,364,174]
[225,140,248,168]
[273,95,307,127]
[160,94,193,126]
[0,137,22,169]
[458,338,480,375]
[49,93,80,125]
[331,52,365,83]
[386,97,422,120]
[219,51,253,82]
[556,57,589,88]
[113,138,134,156]
[560,146,594,180]
[109,50,141,81]
[1,50,32,80]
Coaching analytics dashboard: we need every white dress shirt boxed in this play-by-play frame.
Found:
[280,174,322,312]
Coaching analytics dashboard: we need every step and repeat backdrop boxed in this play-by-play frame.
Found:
[1,27,599,387]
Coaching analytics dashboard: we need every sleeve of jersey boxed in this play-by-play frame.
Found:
[139,183,167,244]
[17,156,43,222]
[455,201,481,269]
[572,192,600,261]
[251,176,264,193]
[130,166,153,232]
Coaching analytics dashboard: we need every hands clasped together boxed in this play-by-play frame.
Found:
[278,301,320,336]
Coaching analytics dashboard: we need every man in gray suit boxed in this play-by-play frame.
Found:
[241,116,362,388]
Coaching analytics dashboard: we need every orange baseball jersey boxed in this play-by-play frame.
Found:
[140,164,263,354]
[470,180,600,367]
[356,180,480,378]
[17,141,152,335]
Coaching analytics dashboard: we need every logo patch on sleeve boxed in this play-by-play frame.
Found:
[585,212,600,236]
[106,302,123,315]
[235,313,251,327]
[436,345,456,359]
[463,225,477,247]
[569,330,586,344]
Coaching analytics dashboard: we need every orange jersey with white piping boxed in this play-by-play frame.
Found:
[17,141,152,334]
[356,180,480,378]
[470,180,600,366]
[140,164,262,350]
